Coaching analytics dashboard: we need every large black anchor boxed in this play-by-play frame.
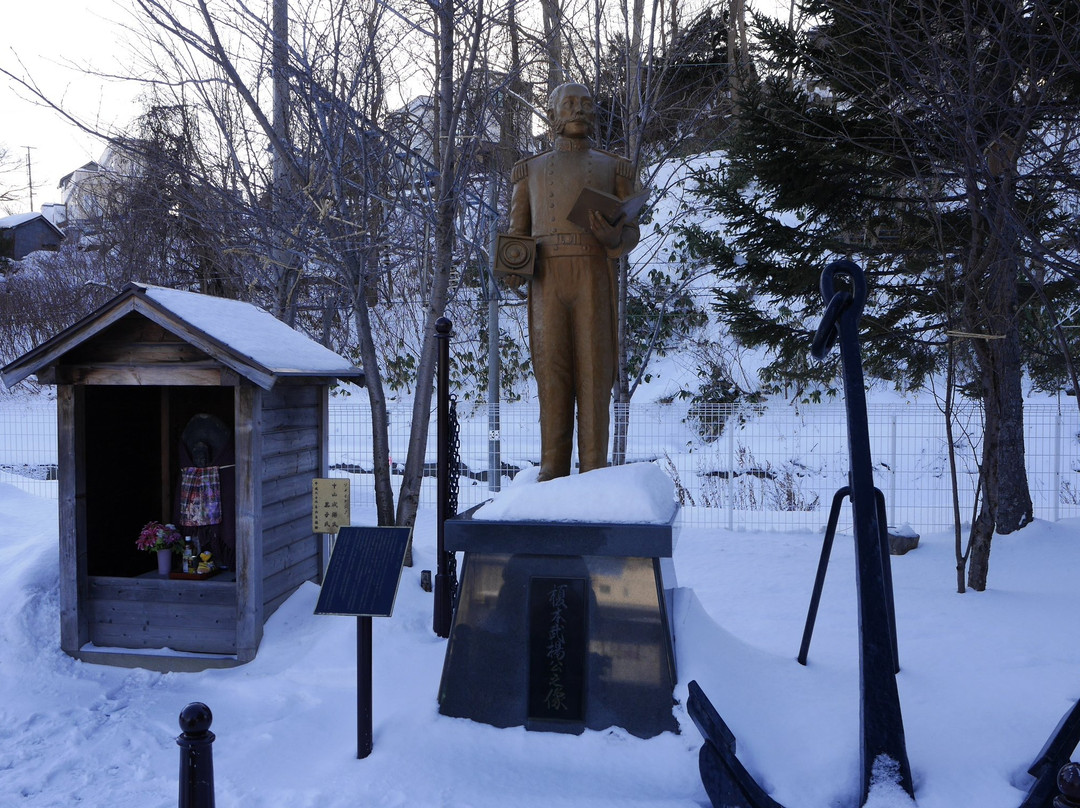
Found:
[688,260,914,807]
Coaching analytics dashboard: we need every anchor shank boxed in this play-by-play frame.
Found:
[830,261,914,803]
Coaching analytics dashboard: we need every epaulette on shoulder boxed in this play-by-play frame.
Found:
[593,147,636,178]
[511,154,541,183]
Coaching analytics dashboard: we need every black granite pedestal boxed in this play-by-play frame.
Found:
[437,506,679,738]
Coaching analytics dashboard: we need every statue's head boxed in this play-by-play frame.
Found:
[191,440,211,468]
[548,82,595,139]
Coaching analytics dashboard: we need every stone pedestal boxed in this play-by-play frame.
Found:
[437,506,679,738]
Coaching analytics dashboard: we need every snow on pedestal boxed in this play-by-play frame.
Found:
[473,462,677,524]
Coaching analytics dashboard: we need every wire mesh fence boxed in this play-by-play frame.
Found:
[0,397,59,500]
[328,397,1080,534]
[5,395,1080,535]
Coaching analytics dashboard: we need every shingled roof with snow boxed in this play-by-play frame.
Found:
[1,282,364,390]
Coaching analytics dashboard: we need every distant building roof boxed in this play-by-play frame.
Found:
[0,212,65,259]
[58,161,101,189]
[0,211,62,232]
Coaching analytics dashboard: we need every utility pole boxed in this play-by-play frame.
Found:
[272,0,298,324]
[23,146,35,210]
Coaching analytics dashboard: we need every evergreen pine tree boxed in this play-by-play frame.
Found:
[684,0,1080,589]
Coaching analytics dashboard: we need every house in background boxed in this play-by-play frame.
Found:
[0,212,64,261]
[54,145,150,248]
[57,160,105,226]
[40,203,67,228]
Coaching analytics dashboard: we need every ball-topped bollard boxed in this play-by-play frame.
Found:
[177,702,216,808]
[179,702,213,736]
[1056,762,1080,808]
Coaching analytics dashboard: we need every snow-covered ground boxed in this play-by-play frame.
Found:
[3,470,1079,807]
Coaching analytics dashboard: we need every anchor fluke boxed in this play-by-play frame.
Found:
[688,680,787,808]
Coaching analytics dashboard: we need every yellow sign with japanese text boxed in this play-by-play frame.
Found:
[312,478,351,534]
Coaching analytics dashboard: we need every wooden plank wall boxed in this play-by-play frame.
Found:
[86,577,238,654]
[58,385,89,655]
[260,384,323,618]
[235,384,263,662]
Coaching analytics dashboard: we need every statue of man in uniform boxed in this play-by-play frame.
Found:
[506,82,641,482]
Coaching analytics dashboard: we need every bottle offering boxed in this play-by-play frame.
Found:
[182,537,194,573]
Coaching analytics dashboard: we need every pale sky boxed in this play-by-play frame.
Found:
[1,1,140,213]
[1,0,794,216]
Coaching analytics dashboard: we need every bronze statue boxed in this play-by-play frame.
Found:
[504,82,642,482]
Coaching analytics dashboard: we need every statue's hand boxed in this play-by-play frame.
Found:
[589,210,626,250]
[502,272,526,291]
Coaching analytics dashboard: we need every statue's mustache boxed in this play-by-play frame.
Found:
[554,117,593,135]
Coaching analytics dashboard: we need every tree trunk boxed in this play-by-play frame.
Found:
[350,262,396,526]
[540,0,565,95]
[965,230,1033,590]
[944,335,968,593]
[966,495,996,592]
[727,0,748,112]
[271,0,299,325]
[995,324,1032,533]
[611,0,646,467]
[395,0,457,530]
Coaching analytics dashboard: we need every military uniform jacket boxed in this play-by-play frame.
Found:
[508,138,640,258]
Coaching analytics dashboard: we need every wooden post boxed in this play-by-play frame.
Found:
[57,384,89,654]
[234,384,264,662]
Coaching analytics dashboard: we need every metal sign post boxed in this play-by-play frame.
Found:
[314,525,412,759]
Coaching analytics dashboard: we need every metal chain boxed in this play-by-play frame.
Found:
[446,393,461,597]
[448,393,462,516]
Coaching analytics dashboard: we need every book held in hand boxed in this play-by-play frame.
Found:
[567,187,650,231]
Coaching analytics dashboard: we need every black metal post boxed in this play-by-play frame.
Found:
[357,615,373,758]
[177,702,215,808]
[434,317,453,638]
[812,260,913,804]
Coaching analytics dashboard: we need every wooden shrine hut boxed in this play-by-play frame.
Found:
[1,283,364,670]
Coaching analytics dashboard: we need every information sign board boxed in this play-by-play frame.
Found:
[312,478,350,534]
[315,526,412,617]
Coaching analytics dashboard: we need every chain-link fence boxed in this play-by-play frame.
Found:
[6,395,1080,535]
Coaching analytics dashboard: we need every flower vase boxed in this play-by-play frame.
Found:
[157,549,172,576]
